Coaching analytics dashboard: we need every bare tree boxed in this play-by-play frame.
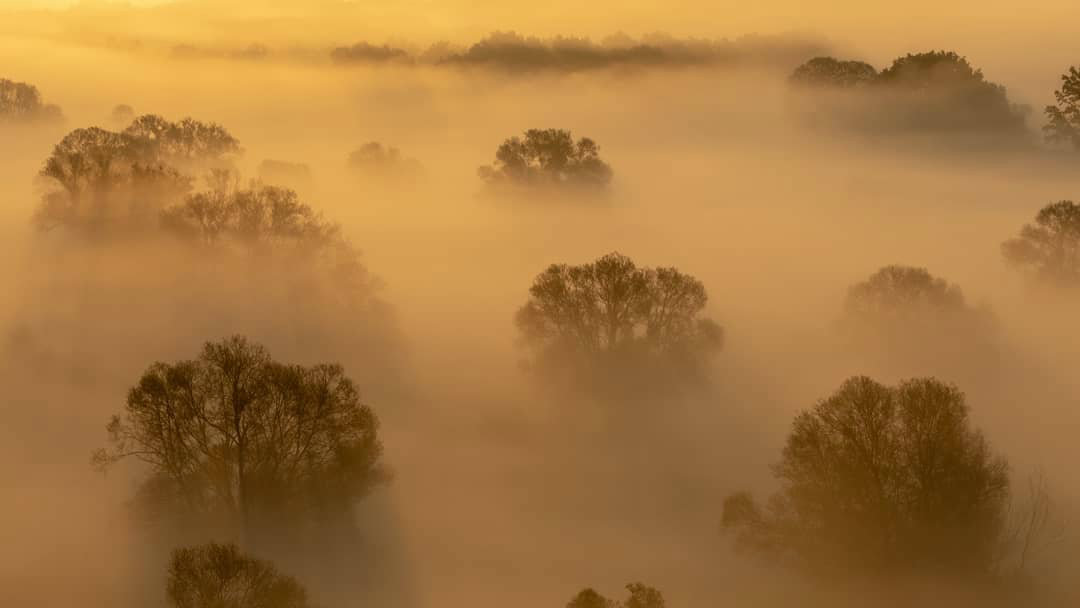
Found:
[723,376,1010,578]
[167,542,312,608]
[1044,66,1080,150]
[1002,201,1080,286]
[516,252,722,370]
[93,336,387,542]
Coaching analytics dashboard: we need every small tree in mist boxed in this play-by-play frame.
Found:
[841,265,996,349]
[93,336,388,542]
[0,77,63,124]
[479,129,613,191]
[722,376,1010,578]
[346,142,423,181]
[1044,66,1080,151]
[167,542,313,608]
[35,115,240,234]
[789,57,877,87]
[567,583,665,608]
[517,252,723,381]
[1001,201,1080,286]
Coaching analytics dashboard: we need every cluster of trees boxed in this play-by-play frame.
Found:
[95,337,386,607]
[789,51,1028,137]
[479,129,613,191]
[723,376,1011,578]
[567,583,666,608]
[0,77,63,124]
[34,114,240,233]
[1044,67,1080,151]
[331,31,828,72]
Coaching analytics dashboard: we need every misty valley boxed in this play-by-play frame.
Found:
[1,2,1080,608]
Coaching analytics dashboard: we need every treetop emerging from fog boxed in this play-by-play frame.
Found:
[331,30,829,73]
[479,128,613,191]
[723,376,1010,578]
[0,77,63,124]
[789,51,1029,137]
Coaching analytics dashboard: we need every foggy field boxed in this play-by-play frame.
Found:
[2,2,1079,608]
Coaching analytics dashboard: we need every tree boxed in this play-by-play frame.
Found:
[566,584,665,608]
[0,77,63,124]
[35,115,241,233]
[1044,66,1080,150]
[845,265,968,320]
[1001,200,1080,286]
[722,376,1010,578]
[872,51,1027,133]
[516,252,722,370]
[123,114,241,172]
[167,542,312,608]
[789,57,877,87]
[93,336,387,541]
[478,128,613,190]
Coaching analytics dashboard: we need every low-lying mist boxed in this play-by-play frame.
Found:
[2,9,1079,608]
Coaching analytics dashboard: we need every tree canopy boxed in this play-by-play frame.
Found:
[1045,66,1080,150]
[35,115,240,233]
[517,252,722,374]
[845,265,969,320]
[1001,200,1080,286]
[93,336,387,541]
[478,128,613,190]
[789,51,1028,137]
[167,542,312,608]
[722,376,1010,578]
[567,583,665,608]
[789,56,877,87]
[0,77,63,124]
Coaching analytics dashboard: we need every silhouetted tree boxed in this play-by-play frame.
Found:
[845,265,968,319]
[1001,200,1080,286]
[331,42,411,64]
[790,57,877,87]
[567,584,665,608]
[93,336,387,541]
[0,77,63,124]
[567,588,613,608]
[517,252,722,380]
[723,376,1010,578]
[789,51,1028,139]
[35,115,240,233]
[1044,67,1080,150]
[167,542,312,608]
[479,129,613,190]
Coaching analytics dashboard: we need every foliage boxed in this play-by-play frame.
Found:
[35,115,240,233]
[479,129,613,190]
[1044,67,1080,150]
[1002,201,1080,286]
[0,77,63,124]
[722,376,1010,578]
[516,252,722,374]
[93,336,387,540]
[789,57,877,87]
[845,265,969,319]
[567,584,665,608]
[346,142,423,180]
[789,51,1028,136]
[167,542,312,608]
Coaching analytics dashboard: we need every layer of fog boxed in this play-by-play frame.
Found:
[2,23,1080,608]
